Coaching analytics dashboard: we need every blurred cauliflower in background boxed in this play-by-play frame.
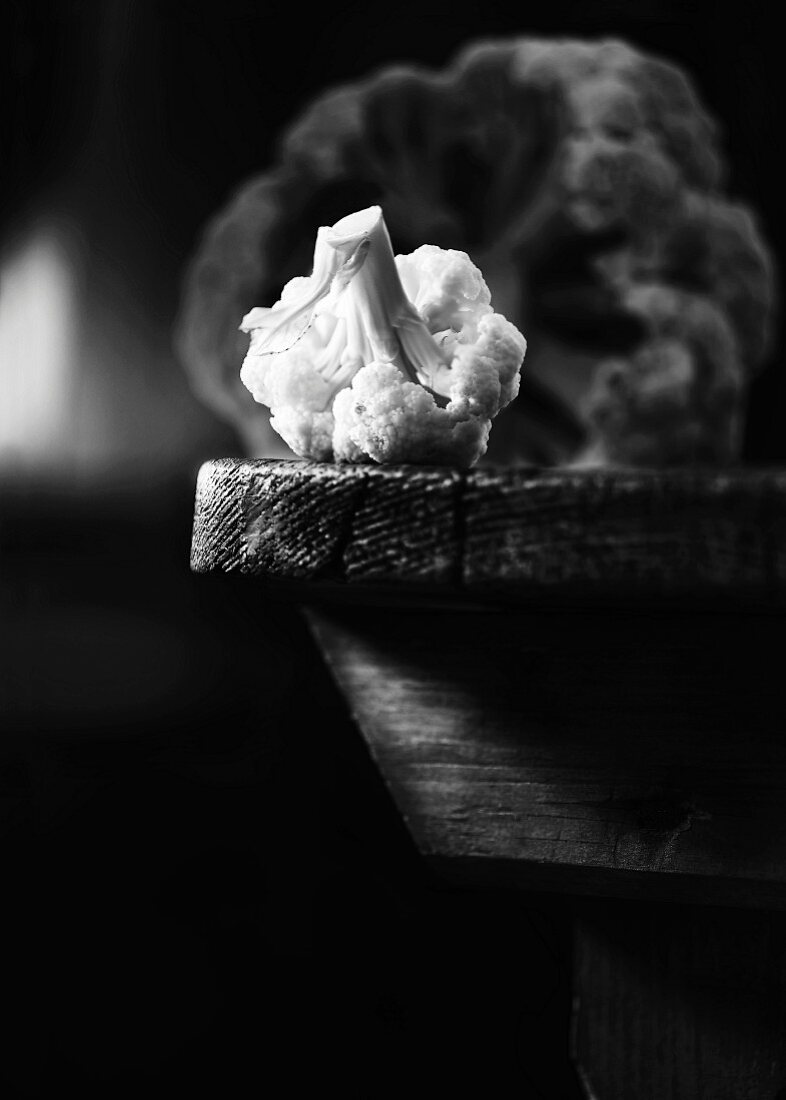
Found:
[175,36,776,467]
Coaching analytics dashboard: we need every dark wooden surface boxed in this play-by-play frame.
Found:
[307,603,786,1096]
[306,606,786,907]
[191,459,786,603]
[573,904,786,1099]
[191,459,786,1095]
[191,459,461,586]
[191,458,786,902]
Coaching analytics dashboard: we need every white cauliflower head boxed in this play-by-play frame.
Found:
[239,206,526,466]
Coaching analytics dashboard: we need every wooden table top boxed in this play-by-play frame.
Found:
[191,458,786,608]
[191,459,786,907]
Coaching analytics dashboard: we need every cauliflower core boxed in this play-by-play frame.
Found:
[239,207,526,466]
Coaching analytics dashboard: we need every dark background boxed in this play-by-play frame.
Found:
[0,2,782,1095]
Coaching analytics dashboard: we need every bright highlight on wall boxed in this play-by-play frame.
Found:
[0,225,77,470]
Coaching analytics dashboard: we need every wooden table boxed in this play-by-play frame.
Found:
[192,458,786,1098]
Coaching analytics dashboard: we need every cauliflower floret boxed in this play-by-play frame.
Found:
[240,324,335,459]
[582,285,742,465]
[448,312,526,419]
[331,312,524,467]
[240,333,331,411]
[269,405,335,461]
[238,206,526,466]
[396,245,492,336]
[563,73,682,233]
[333,362,491,467]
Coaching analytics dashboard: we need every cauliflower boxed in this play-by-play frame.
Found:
[176,36,775,468]
[239,206,526,466]
[582,285,743,465]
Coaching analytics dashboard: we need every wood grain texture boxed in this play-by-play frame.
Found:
[190,458,249,573]
[463,466,786,596]
[573,904,786,1099]
[306,606,786,907]
[191,459,461,585]
[191,459,786,602]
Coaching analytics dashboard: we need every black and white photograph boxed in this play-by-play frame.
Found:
[2,1,785,1095]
